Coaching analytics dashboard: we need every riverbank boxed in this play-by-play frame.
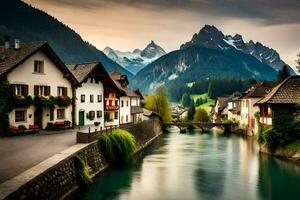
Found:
[0,119,162,200]
[259,139,300,161]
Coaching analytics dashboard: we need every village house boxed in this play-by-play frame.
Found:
[0,40,78,130]
[227,92,242,121]
[256,76,300,127]
[111,70,144,124]
[211,96,229,123]
[240,81,275,136]
[66,62,122,128]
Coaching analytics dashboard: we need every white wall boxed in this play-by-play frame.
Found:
[75,78,104,128]
[7,50,72,129]
[240,98,260,136]
[120,96,131,124]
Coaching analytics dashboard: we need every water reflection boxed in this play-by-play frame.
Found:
[77,129,300,200]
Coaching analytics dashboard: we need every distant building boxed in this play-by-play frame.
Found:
[240,81,276,136]
[0,41,78,129]
[256,76,300,127]
[212,96,229,123]
[227,92,243,121]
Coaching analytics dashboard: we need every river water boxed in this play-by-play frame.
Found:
[78,129,300,200]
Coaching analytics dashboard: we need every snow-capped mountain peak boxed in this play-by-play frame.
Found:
[180,24,294,73]
[103,41,166,74]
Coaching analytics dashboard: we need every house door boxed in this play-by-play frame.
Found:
[79,111,85,126]
[34,108,43,129]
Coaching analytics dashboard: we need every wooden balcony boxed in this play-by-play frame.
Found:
[105,105,119,111]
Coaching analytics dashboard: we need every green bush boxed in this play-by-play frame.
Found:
[99,129,136,165]
[193,108,209,122]
[254,111,266,144]
[264,128,278,152]
[74,156,92,188]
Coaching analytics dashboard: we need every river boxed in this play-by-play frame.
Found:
[75,129,300,200]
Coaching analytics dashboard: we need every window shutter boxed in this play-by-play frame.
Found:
[63,87,68,96]
[10,84,16,95]
[115,112,118,119]
[23,85,29,96]
[34,86,39,96]
[46,86,51,96]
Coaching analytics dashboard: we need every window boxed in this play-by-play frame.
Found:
[58,87,67,96]
[97,95,102,103]
[89,111,95,120]
[81,95,85,103]
[121,100,124,107]
[126,115,128,122]
[50,109,54,121]
[97,111,102,118]
[109,100,112,106]
[115,112,118,119]
[15,110,26,122]
[57,109,65,119]
[34,85,50,96]
[13,84,28,96]
[115,100,118,106]
[126,101,129,107]
[34,60,44,73]
[90,95,94,103]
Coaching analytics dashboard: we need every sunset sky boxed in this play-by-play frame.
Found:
[24,0,300,68]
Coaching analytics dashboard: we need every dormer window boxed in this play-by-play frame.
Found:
[34,60,44,74]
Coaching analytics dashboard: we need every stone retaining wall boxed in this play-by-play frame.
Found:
[0,119,162,200]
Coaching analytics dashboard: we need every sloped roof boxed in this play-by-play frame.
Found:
[0,41,77,84]
[110,72,141,97]
[242,81,276,99]
[66,62,99,83]
[131,106,143,114]
[257,76,300,104]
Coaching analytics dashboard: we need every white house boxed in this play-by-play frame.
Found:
[240,81,275,136]
[111,70,144,125]
[0,40,77,130]
[227,92,242,121]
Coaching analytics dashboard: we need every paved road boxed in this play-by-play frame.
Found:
[0,129,77,183]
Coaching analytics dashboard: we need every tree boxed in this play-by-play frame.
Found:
[296,52,300,73]
[187,100,196,121]
[207,82,213,98]
[144,86,172,123]
[195,98,202,106]
[0,77,11,135]
[194,108,209,122]
[181,93,191,107]
[277,65,290,83]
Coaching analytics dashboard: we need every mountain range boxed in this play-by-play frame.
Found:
[103,41,166,74]
[132,25,294,93]
[0,0,133,79]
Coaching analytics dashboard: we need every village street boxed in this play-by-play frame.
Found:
[0,129,78,183]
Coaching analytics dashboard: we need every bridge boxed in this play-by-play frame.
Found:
[163,122,238,133]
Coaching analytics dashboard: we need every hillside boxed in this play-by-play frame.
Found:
[132,45,278,93]
[0,0,133,79]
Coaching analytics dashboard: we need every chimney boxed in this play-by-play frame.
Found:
[4,35,10,49]
[14,37,20,50]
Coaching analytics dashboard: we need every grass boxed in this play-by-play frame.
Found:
[99,129,137,165]
[190,93,215,113]
[283,139,300,152]
[74,156,92,187]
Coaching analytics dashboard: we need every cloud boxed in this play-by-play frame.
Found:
[37,0,300,25]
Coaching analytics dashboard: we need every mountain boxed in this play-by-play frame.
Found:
[103,41,166,74]
[0,0,133,79]
[181,25,293,73]
[132,25,287,93]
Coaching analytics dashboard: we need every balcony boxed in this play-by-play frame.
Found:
[105,105,119,111]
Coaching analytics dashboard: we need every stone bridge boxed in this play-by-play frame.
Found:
[163,122,238,133]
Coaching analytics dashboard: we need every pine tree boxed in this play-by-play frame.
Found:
[182,93,191,107]
[188,100,196,121]
[207,82,213,98]
[296,52,300,73]
[277,65,290,83]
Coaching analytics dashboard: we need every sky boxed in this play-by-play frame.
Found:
[24,0,300,68]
